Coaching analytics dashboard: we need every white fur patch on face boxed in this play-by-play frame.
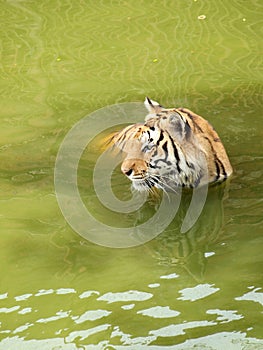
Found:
[132,180,148,192]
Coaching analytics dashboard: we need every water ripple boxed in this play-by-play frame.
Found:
[137,306,180,319]
[177,284,220,301]
[97,290,153,303]
[0,0,262,348]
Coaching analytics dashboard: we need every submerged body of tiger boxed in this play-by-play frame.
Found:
[112,98,232,192]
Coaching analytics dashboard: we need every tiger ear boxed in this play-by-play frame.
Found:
[144,97,163,113]
[167,112,191,142]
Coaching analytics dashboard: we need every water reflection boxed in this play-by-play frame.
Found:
[73,309,111,324]
[1,332,263,350]
[150,320,216,337]
[0,182,236,347]
[0,0,262,346]
[97,290,153,303]
[0,278,262,349]
[137,306,180,319]
[177,283,220,301]
[147,182,231,281]
[206,309,243,324]
[235,287,263,307]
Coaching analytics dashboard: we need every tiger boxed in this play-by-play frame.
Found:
[112,97,232,192]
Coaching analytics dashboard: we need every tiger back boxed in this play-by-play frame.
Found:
[112,98,232,192]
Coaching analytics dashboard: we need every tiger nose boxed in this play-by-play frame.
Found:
[121,161,135,177]
[121,159,147,177]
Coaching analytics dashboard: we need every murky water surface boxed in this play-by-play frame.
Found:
[0,0,262,349]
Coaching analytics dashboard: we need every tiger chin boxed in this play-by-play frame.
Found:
[113,97,233,193]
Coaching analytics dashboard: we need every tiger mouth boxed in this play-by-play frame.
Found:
[131,174,179,193]
[131,177,157,192]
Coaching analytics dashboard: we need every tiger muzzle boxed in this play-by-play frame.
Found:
[121,158,148,179]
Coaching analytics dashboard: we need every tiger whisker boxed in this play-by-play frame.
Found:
[145,179,156,195]
[150,174,179,194]
[146,176,168,196]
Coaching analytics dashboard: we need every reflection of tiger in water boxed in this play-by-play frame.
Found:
[112,98,232,192]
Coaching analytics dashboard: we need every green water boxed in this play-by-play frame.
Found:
[0,0,263,349]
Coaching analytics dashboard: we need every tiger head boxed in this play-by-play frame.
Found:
[113,98,204,192]
[113,97,232,192]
